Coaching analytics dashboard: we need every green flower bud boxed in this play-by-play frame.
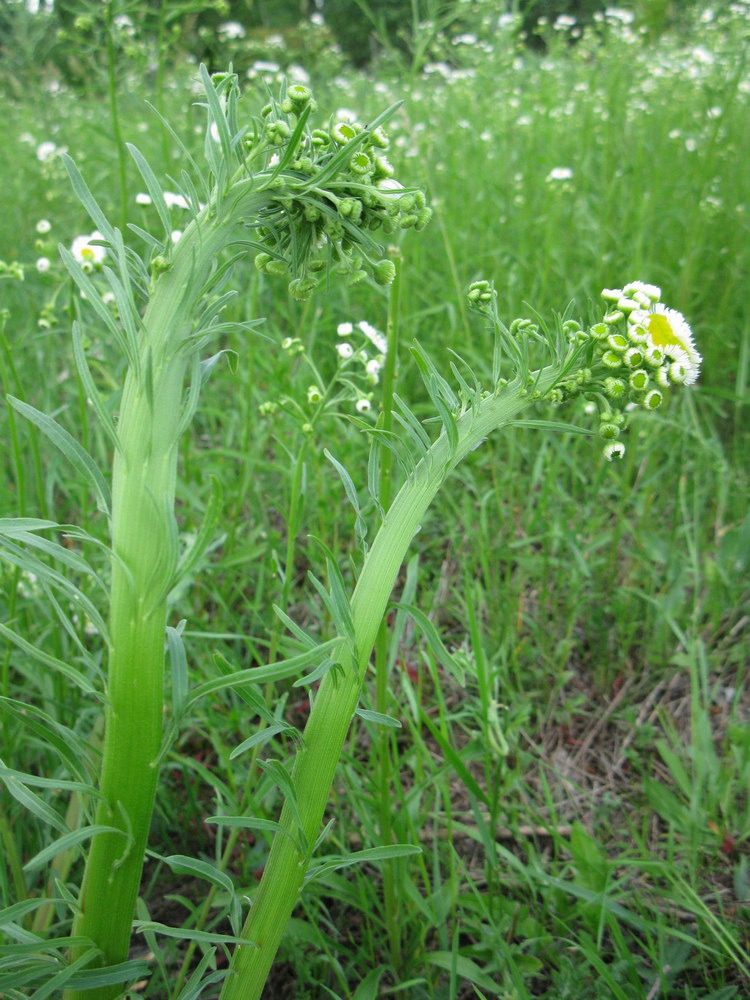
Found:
[607,333,629,352]
[656,366,671,388]
[603,441,626,461]
[374,155,395,178]
[629,368,649,391]
[644,345,664,367]
[589,322,609,341]
[601,287,622,303]
[373,258,396,285]
[289,276,318,300]
[627,323,649,344]
[311,128,331,147]
[287,84,313,106]
[332,121,360,145]
[602,350,623,369]
[307,384,323,404]
[369,126,390,149]
[599,422,620,440]
[624,347,644,367]
[604,310,624,324]
[643,389,663,410]
[604,377,626,400]
[415,207,433,230]
[350,150,372,175]
[150,255,171,275]
[668,360,688,384]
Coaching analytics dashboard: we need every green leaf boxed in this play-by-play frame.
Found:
[71,320,120,451]
[127,143,173,237]
[355,708,402,729]
[0,767,69,834]
[186,638,341,708]
[0,623,98,696]
[159,854,234,896]
[305,844,421,884]
[392,602,465,685]
[23,825,127,873]
[229,723,294,759]
[205,814,303,853]
[133,920,247,944]
[64,959,152,990]
[424,952,501,994]
[258,759,306,853]
[324,450,368,551]
[61,154,117,247]
[7,397,111,515]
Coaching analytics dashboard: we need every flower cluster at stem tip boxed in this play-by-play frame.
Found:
[468,279,702,461]
[249,82,431,299]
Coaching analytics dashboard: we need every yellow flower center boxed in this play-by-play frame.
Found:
[646,313,679,350]
[81,247,94,260]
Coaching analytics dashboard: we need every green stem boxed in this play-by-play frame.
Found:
[375,248,402,968]
[64,192,271,1000]
[221,365,562,1000]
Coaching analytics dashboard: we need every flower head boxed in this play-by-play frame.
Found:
[629,304,701,385]
[70,231,106,270]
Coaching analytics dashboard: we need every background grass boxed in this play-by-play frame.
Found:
[1,3,748,998]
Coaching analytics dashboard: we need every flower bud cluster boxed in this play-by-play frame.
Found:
[587,282,701,459]
[251,86,431,299]
[467,279,701,463]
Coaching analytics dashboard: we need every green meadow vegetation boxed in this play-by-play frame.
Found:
[0,1,748,998]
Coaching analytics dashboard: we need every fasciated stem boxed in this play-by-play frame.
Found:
[221,367,562,1000]
[65,191,271,1000]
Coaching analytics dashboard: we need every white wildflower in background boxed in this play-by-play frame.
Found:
[163,191,189,210]
[218,21,246,40]
[170,230,183,244]
[337,322,354,337]
[36,141,58,162]
[36,219,51,234]
[337,342,354,359]
[355,398,372,413]
[36,257,51,273]
[71,231,106,270]
[546,166,574,182]
[358,320,387,354]
[135,192,152,205]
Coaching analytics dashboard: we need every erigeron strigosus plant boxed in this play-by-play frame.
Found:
[0,69,701,999]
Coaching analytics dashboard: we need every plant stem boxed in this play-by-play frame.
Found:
[221,365,562,1000]
[64,193,269,1000]
[375,248,402,969]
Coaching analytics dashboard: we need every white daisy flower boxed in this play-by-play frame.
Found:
[36,141,58,162]
[355,398,372,413]
[337,322,354,337]
[70,231,106,267]
[337,342,354,359]
[36,257,51,273]
[36,219,51,234]
[135,192,152,205]
[631,304,702,385]
[546,166,573,182]
[163,191,189,210]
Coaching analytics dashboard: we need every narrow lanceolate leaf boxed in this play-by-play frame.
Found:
[72,321,120,450]
[354,708,402,728]
[229,722,294,759]
[0,768,69,834]
[159,855,235,896]
[61,155,117,247]
[59,246,134,367]
[257,759,306,853]
[391,602,465,685]
[324,449,367,550]
[0,624,98,696]
[7,397,111,515]
[205,815,304,854]
[23,825,128,873]
[134,921,247,945]
[305,844,422,884]
[186,639,341,708]
[127,144,173,238]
